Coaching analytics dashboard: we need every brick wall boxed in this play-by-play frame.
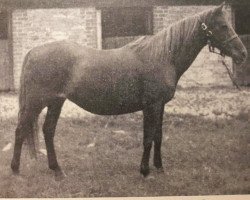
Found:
[153,5,234,88]
[12,7,98,89]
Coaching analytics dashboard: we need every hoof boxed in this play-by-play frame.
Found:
[54,170,66,181]
[140,166,150,177]
[11,163,20,175]
[12,168,20,175]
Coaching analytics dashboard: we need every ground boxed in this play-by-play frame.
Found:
[0,86,249,197]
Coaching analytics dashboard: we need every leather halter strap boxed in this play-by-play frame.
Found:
[221,33,238,46]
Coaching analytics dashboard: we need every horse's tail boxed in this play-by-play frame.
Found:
[18,50,38,159]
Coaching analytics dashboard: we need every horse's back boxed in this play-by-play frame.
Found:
[21,41,145,111]
[24,40,141,80]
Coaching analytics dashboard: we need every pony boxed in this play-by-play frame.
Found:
[11,3,247,180]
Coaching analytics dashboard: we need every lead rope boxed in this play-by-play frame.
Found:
[220,57,242,91]
[207,39,242,90]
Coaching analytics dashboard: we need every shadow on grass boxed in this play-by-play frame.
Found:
[0,111,249,197]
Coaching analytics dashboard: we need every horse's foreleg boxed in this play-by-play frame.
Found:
[42,99,65,180]
[141,101,164,177]
[153,105,164,172]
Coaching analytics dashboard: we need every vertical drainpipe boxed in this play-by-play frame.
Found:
[96,9,102,50]
[8,9,15,91]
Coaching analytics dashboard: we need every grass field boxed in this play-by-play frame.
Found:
[0,87,249,197]
[0,108,249,197]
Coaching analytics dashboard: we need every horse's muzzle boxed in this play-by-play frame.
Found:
[233,49,248,65]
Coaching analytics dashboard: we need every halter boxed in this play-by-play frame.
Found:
[200,21,241,90]
[200,22,238,57]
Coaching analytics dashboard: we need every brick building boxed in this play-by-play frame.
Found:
[0,0,249,91]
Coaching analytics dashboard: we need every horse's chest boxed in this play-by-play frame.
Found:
[142,69,176,105]
[142,80,176,105]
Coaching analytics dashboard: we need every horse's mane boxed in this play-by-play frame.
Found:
[124,7,217,64]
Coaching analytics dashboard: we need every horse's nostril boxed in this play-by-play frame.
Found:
[242,50,248,58]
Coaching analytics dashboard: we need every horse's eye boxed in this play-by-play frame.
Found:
[221,25,228,30]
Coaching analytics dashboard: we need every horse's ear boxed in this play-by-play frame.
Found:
[218,1,226,11]
[213,1,225,15]
[220,1,226,9]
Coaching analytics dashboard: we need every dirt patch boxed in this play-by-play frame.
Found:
[1,87,249,120]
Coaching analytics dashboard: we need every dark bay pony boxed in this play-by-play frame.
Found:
[11,3,247,179]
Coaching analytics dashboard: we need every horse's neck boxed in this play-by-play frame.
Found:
[169,18,207,80]
[127,14,208,80]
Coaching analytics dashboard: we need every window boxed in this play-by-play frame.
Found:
[102,7,153,38]
[235,5,250,35]
[0,11,8,40]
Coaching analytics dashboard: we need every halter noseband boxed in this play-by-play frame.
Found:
[200,22,238,56]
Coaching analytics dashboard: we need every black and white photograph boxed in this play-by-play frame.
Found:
[0,0,249,198]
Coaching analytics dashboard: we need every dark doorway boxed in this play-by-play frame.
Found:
[234,5,250,86]
[0,10,12,91]
[101,7,153,49]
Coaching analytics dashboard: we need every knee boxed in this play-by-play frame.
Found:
[42,125,48,134]
[43,126,51,138]
[143,140,153,150]
[43,125,56,140]
[154,135,162,144]
[15,126,27,140]
[43,123,52,134]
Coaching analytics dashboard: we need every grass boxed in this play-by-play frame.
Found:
[0,111,249,197]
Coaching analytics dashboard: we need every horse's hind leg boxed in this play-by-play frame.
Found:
[26,115,39,158]
[42,99,65,180]
[11,107,42,174]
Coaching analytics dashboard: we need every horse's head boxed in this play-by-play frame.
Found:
[203,2,247,65]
